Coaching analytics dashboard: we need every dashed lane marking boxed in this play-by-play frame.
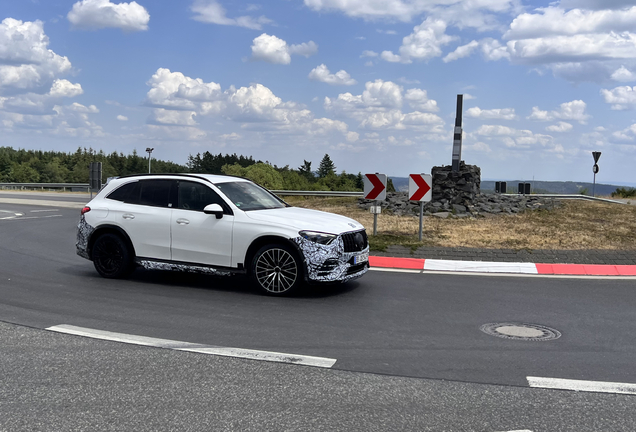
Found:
[527,376,636,395]
[0,210,20,220]
[30,209,60,213]
[46,324,337,368]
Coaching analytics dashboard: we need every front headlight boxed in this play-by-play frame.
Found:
[299,230,337,245]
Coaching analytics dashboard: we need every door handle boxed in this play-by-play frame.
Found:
[122,214,135,220]
[176,218,190,225]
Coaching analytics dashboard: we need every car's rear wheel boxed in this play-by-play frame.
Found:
[251,244,302,295]
[92,233,134,279]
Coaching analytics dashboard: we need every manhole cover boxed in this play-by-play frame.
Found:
[480,322,561,341]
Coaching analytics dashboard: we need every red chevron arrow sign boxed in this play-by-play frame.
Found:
[363,173,387,200]
[409,174,432,202]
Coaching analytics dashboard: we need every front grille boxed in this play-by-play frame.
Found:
[342,230,368,252]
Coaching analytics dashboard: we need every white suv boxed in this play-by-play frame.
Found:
[76,173,369,295]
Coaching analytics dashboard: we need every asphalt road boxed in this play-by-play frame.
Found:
[1,197,636,430]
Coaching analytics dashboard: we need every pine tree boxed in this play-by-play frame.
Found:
[317,154,336,178]
[298,160,313,180]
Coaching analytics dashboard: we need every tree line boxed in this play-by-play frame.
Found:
[0,147,387,192]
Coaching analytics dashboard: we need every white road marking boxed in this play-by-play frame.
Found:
[9,215,62,220]
[46,324,337,368]
[527,376,636,395]
[424,259,538,274]
[369,267,422,274]
[30,209,59,213]
[0,197,84,208]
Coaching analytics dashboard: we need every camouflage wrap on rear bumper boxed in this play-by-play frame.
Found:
[292,235,369,283]
[76,215,94,260]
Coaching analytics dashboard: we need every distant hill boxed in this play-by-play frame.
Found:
[389,177,625,196]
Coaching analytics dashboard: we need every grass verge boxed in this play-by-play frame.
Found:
[284,196,636,251]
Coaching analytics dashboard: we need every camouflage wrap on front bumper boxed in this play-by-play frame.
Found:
[292,235,369,283]
[76,215,95,260]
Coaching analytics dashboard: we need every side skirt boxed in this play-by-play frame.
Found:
[135,258,245,277]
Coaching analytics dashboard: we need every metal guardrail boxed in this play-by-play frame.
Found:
[0,183,627,203]
[0,182,90,192]
[271,190,363,197]
[501,193,626,204]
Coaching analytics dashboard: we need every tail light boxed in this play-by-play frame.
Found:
[81,206,91,215]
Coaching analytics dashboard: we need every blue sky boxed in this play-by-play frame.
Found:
[2,0,636,184]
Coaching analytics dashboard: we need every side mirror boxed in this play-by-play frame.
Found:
[203,203,224,219]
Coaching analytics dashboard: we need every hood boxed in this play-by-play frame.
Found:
[244,207,365,235]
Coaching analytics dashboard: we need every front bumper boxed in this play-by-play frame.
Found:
[293,233,369,283]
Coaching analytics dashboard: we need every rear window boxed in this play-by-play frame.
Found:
[106,179,174,208]
[106,181,138,202]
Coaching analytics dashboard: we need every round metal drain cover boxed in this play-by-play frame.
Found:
[480,322,561,341]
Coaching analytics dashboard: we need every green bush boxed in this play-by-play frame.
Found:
[612,187,636,198]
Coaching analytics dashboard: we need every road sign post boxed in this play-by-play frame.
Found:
[408,174,432,241]
[89,162,102,199]
[592,151,601,197]
[363,173,387,236]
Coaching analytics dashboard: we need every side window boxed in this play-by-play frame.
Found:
[138,179,173,208]
[178,181,227,213]
[106,181,139,202]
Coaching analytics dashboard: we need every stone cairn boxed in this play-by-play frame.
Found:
[359,161,561,218]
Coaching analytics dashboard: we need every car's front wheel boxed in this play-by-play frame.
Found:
[250,244,302,295]
[92,233,134,279]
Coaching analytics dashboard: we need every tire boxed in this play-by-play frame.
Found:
[250,244,303,295]
[92,233,134,279]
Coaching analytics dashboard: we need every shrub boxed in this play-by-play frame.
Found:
[612,187,636,198]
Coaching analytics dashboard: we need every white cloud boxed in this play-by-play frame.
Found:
[49,79,83,98]
[149,109,198,126]
[601,85,636,109]
[302,0,520,29]
[289,41,319,57]
[404,88,438,112]
[611,66,636,82]
[475,124,516,136]
[443,40,479,63]
[324,79,443,130]
[0,18,72,90]
[505,6,636,40]
[361,50,378,58]
[380,18,458,64]
[465,107,516,120]
[251,34,317,64]
[145,68,222,110]
[68,0,150,32]
[143,68,356,142]
[220,132,241,140]
[527,100,590,124]
[190,0,272,30]
[117,115,128,121]
[308,64,357,85]
[473,124,553,148]
[546,121,573,132]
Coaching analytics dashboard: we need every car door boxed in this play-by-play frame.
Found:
[170,180,234,267]
[106,179,174,260]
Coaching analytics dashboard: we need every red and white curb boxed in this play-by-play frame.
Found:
[369,256,636,276]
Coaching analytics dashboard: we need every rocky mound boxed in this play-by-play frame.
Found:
[359,192,562,218]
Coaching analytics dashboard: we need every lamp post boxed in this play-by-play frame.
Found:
[146,147,154,173]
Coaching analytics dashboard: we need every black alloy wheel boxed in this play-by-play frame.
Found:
[251,244,302,295]
[92,233,133,279]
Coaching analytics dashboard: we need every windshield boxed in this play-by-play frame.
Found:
[215,181,287,211]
